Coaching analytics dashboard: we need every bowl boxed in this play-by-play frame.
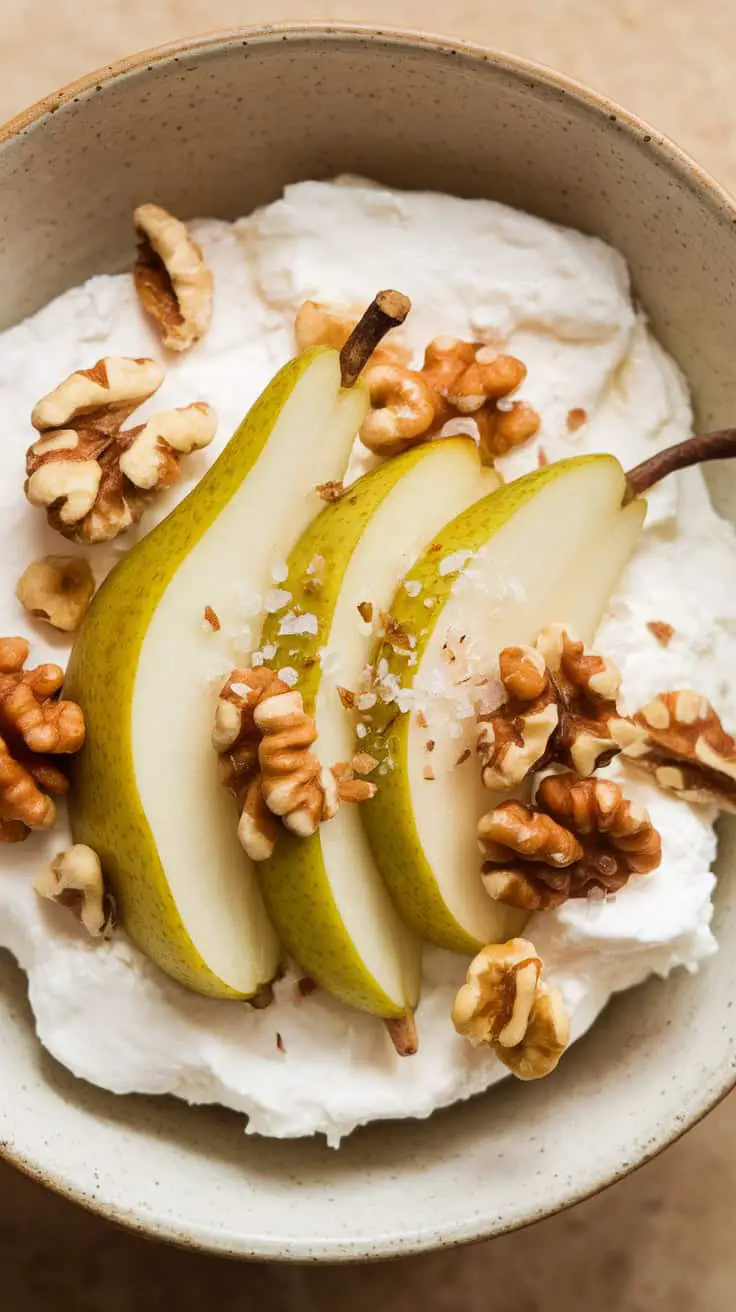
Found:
[1,22,735,1261]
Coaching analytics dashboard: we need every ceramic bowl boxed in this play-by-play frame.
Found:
[1,23,735,1261]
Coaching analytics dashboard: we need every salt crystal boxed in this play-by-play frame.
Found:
[356,692,377,711]
[270,559,289,584]
[306,554,325,577]
[279,611,319,637]
[396,689,417,713]
[404,580,422,598]
[278,667,299,687]
[250,652,264,667]
[356,723,368,739]
[230,682,251,698]
[264,588,292,614]
[424,598,436,610]
[438,549,474,577]
[261,643,277,661]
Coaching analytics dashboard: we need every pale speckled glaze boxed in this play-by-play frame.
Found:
[0,22,735,1263]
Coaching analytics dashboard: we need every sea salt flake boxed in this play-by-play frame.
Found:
[278,666,299,687]
[356,692,377,711]
[396,688,417,712]
[279,610,318,636]
[306,554,325,577]
[264,588,292,613]
[251,652,265,667]
[356,723,368,739]
[230,682,251,698]
[404,579,422,597]
[438,549,474,577]
[270,559,289,584]
[261,643,277,661]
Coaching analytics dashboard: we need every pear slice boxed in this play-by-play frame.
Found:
[66,347,369,999]
[256,436,500,1016]
[360,455,647,954]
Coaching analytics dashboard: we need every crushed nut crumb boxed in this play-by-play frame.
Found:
[203,604,221,632]
[567,407,588,432]
[337,686,356,709]
[423,764,436,781]
[357,600,374,624]
[646,620,675,648]
[316,480,345,502]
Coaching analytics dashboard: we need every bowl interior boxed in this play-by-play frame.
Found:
[1,26,735,1260]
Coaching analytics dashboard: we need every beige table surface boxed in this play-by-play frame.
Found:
[1,2,735,1308]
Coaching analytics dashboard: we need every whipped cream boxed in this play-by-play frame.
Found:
[0,180,728,1146]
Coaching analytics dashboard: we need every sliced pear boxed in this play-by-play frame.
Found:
[360,455,647,955]
[66,347,368,999]
[256,436,500,1016]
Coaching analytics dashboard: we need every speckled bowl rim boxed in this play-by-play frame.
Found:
[1,19,736,1262]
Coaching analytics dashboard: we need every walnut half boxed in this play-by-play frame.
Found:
[477,624,633,792]
[16,556,95,632]
[479,772,662,910]
[134,203,213,351]
[360,335,538,459]
[35,845,115,938]
[452,938,570,1080]
[0,636,85,841]
[25,357,216,543]
[619,689,736,813]
[214,668,377,859]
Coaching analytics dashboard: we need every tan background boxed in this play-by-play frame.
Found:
[1,2,735,1308]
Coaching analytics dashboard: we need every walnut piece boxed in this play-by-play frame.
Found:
[16,556,95,632]
[477,624,632,791]
[479,772,662,910]
[35,844,115,937]
[133,203,213,351]
[0,637,85,842]
[620,689,736,813]
[255,689,375,835]
[360,335,538,459]
[214,668,376,859]
[213,667,287,862]
[452,938,570,1080]
[295,301,411,366]
[25,357,216,544]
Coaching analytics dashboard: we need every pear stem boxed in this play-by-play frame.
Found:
[625,428,736,501]
[384,1009,418,1057]
[339,289,412,387]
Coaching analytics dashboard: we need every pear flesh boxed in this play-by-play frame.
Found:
[67,349,367,999]
[360,455,646,954]
[257,437,500,1016]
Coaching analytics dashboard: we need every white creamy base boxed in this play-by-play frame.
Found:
[0,180,730,1146]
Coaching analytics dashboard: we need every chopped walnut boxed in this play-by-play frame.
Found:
[25,357,216,544]
[479,772,662,910]
[359,336,537,459]
[35,844,115,937]
[0,637,84,842]
[215,668,375,857]
[133,203,213,351]
[316,480,345,503]
[295,301,411,366]
[477,625,633,790]
[646,620,675,648]
[452,938,569,1080]
[620,689,736,813]
[16,556,95,632]
[566,407,588,432]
